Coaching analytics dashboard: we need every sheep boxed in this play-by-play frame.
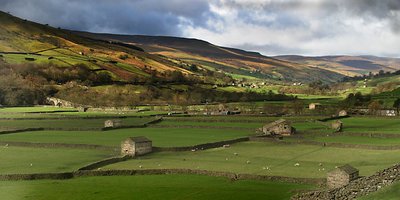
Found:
[294,163,300,167]
[246,160,251,164]
[234,153,239,156]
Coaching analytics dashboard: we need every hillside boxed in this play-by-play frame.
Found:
[74,32,344,83]
[0,11,196,82]
[275,55,400,77]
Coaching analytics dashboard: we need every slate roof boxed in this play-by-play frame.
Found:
[263,119,288,129]
[337,164,359,175]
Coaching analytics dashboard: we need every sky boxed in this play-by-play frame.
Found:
[1,0,399,57]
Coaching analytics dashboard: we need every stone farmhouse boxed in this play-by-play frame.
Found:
[327,164,359,189]
[260,119,295,136]
[104,119,122,128]
[338,110,348,117]
[121,137,152,157]
[309,103,322,110]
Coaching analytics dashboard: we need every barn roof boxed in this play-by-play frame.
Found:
[263,119,289,129]
[337,164,358,174]
[126,136,151,143]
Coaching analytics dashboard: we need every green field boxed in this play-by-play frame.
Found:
[311,135,400,146]
[104,141,400,178]
[0,128,252,147]
[1,108,400,199]
[0,175,313,200]
[0,146,115,174]
[0,117,155,130]
[341,117,400,134]
[358,181,400,200]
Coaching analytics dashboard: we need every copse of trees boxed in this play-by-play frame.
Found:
[340,92,372,109]
[341,69,400,82]
[0,67,46,106]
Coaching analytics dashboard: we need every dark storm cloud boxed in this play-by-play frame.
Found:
[0,0,214,35]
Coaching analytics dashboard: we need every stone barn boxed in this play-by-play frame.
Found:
[327,164,359,189]
[121,137,152,157]
[309,103,322,110]
[338,110,348,117]
[261,119,295,136]
[104,119,122,128]
[77,107,88,112]
[331,120,343,132]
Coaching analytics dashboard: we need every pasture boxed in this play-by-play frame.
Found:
[0,127,252,147]
[0,146,115,174]
[0,107,400,199]
[104,141,400,178]
[0,175,313,200]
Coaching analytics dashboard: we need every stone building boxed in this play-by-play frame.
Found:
[261,119,295,136]
[121,136,152,157]
[338,110,348,117]
[327,164,359,189]
[331,120,343,132]
[104,119,122,128]
[77,107,88,112]
[309,103,322,110]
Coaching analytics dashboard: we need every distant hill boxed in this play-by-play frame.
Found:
[74,32,344,83]
[275,55,400,77]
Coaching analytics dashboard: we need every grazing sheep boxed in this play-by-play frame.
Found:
[234,153,238,156]
[294,163,300,167]
[246,160,251,164]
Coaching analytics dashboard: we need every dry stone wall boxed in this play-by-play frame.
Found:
[292,163,400,200]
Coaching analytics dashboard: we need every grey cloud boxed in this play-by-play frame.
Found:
[0,0,214,35]
[218,0,400,33]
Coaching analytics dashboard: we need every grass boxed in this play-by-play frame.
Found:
[0,106,77,113]
[104,141,400,178]
[158,120,263,129]
[0,146,115,174]
[0,127,252,147]
[310,135,400,146]
[341,117,400,134]
[0,175,314,200]
[357,181,400,200]
[0,117,155,129]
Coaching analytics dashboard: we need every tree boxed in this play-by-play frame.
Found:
[368,101,382,115]
[291,100,304,115]
[393,98,400,115]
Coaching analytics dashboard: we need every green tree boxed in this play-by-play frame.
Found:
[393,98,400,115]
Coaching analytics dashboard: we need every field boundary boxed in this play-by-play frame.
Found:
[0,169,325,185]
[250,137,400,150]
[0,128,43,135]
[0,141,116,151]
[150,124,254,131]
[292,163,400,200]
[153,137,250,152]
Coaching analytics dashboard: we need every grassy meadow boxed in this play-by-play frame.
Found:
[104,141,400,178]
[0,175,314,200]
[0,146,115,174]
